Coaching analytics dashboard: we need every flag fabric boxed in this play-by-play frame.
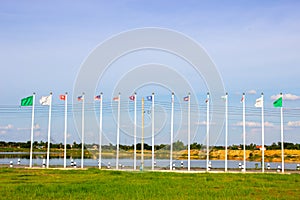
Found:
[21,96,33,106]
[113,97,119,101]
[129,95,135,101]
[94,95,101,101]
[146,96,152,101]
[39,96,51,106]
[59,95,66,101]
[183,96,189,101]
[273,97,282,107]
[240,96,244,103]
[77,96,84,101]
[255,97,263,108]
[221,95,227,99]
[205,99,209,103]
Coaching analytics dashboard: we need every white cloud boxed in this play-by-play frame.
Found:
[0,124,13,130]
[234,121,274,127]
[287,121,300,127]
[271,93,300,101]
[195,121,216,126]
[17,123,41,131]
[247,90,257,95]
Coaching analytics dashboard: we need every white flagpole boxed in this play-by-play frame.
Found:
[152,92,155,170]
[188,93,191,171]
[99,93,103,169]
[134,92,137,170]
[63,92,68,168]
[46,92,52,168]
[29,93,35,168]
[225,93,228,172]
[170,93,174,170]
[81,93,85,169]
[141,97,145,171]
[242,93,246,172]
[116,93,120,170]
[206,92,210,172]
[280,93,284,173]
[261,93,265,173]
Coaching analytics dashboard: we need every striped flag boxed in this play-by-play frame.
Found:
[94,95,101,101]
[77,96,84,101]
[183,96,189,101]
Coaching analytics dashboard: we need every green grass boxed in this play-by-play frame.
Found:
[0,168,299,200]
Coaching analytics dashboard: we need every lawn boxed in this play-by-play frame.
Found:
[0,168,299,200]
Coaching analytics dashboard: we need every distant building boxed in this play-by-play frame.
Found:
[256,145,266,151]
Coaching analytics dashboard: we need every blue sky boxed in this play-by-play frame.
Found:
[0,0,300,145]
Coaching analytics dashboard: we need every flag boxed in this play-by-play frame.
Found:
[113,97,119,101]
[183,96,189,101]
[221,95,227,99]
[146,96,152,101]
[205,99,209,103]
[77,96,84,101]
[39,96,51,106]
[21,96,33,106]
[273,97,282,107]
[129,95,135,101]
[255,97,263,108]
[94,95,101,101]
[59,95,66,101]
[240,96,244,103]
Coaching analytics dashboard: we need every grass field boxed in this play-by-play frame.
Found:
[0,168,299,200]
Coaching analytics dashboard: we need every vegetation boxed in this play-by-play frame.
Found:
[0,168,299,200]
[1,140,300,151]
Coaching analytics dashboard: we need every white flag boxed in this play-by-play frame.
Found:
[255,97,263,108]
[40,96,51,106]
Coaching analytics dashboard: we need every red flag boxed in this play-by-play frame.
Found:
[183,96,189,101]
[129,95,135,101]
[113,97,119,101]
[59,95,66,101]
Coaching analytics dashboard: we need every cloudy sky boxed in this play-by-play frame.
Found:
[0,0,300,145]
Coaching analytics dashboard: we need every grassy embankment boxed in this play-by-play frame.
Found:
[0,168,300,200]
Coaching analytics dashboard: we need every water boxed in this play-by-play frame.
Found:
[1,153,299,170]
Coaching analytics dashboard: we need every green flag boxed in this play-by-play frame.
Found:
[273,97,282,107]
[21,96,33,106]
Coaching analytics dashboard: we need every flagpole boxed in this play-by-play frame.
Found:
[170,92,174,170]
[134,92,137,170]
[29,93,35,168]
[81,92,85,169]
[261,93,265,173]
[63,92,68,169]
[99,93,103,169]
[242,93,246,172]
[46,92,52,168]
[151,92,155,171]
[206,92,210,172]
[280,93,284,173]
[141,97,144,171]
[116,93,120,170]
[225,93,228,172]
[188,93,191,171]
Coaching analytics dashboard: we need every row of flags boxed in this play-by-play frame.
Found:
[19,92,285,172]
[21,94,283,107]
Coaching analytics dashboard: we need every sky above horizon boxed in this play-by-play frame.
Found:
[0,0,300,146]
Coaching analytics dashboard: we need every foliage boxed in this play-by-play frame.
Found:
[0,168,299,200]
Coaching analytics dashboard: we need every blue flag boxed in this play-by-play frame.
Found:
[146,96,152,101]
